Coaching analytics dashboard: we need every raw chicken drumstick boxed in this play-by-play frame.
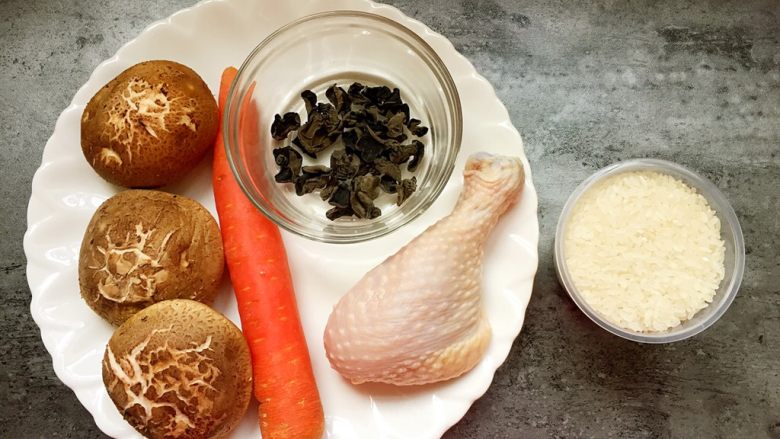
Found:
[324,153,525,385]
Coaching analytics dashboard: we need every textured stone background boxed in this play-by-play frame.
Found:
[2,0,779,438]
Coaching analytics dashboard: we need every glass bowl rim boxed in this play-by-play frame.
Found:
[223,10,463,244]
[553,158,746,343]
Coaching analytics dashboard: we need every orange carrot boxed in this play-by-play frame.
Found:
[212,67,324,439]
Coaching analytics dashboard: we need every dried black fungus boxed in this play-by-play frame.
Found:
[353,175,381,200]
[351,190,382,219]
[301,90,318,114]
[330,148,360,180]
[350,175,382,219]
[294,101,342,158]
[407,118,429,137]
[326,207,354,220]
[397,177,417,206]
[302,164,331,174]
[272,147,302,183]
[271,82,428,220]
[342,129,358,151]
[342,110,364,129]
[348,82,369,105]
[387,141,418,165]
[274,167,295,184]
[320,185,337,201]
[364,85,393,105]
[373,158,402,183]
[365,106,386,125]
[326,85,351,114]
[328,182,352,209]
[407,140,425,172]
[394,104,410,124]
[356,160,374,177]
[380,175,398,194]
[385,113,406,139]
[295,165,331,196]
[271,112,301,140]
[356,135,385,163]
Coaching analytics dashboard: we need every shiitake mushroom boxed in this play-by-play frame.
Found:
[78,190,224,326]
[81,60,218,188]
[103,300,252,439]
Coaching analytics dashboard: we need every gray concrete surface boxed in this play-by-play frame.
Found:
[2,0,779,437]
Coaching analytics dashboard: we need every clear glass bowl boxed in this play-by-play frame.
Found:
[554,159,745,343]
[224,11,462,243]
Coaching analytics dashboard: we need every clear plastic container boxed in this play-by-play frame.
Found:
[224,11,461,243]
[554,159,745,343]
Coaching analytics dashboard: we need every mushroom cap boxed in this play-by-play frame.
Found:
[103,299,252,439]
[81,60,218,188]
[79,189,224,325]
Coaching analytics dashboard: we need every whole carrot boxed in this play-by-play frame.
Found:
[212,67,324,439]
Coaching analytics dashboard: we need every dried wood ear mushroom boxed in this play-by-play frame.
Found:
[79,190,224,325]
[103,299,252,439]
[271,83,428,220]
[81,60,218,188]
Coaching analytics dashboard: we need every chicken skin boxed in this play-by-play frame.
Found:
[324,153,525,385]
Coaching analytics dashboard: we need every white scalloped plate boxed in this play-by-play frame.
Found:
[24,0,539,437]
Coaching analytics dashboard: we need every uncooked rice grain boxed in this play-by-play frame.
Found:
[564,171,726,332]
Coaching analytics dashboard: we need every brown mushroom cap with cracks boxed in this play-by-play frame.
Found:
[103,299,252,439]
[81,60,218,188]
[79,190,224,325]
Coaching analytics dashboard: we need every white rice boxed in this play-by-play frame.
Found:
[564,171,726,332]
